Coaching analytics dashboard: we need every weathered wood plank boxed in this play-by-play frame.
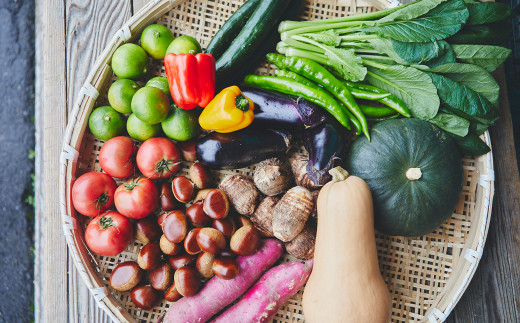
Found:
[133,0,151,12]
[446,70,520,322]
[34,0,68,322]
[64,1,132,322]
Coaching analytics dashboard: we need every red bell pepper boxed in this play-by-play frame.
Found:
[164,53,216,110]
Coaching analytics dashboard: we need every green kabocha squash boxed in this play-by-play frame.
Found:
[346,118,463,236]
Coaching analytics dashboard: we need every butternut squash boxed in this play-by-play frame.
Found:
[302,167,391,323]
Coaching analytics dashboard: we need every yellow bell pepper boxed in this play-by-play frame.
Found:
[199,86,254,133]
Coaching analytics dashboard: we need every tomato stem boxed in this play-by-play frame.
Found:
[153,158,180,177]
[98,216,114,230]
[94,192,109,210]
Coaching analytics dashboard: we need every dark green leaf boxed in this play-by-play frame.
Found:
[449,132,490,156]
[426,63,499,106]
[466,2,513,26]
[391,40,456,67]
[447,21,510,46]
[323,47,367,81]
[365,0,469,42]
[366,65,439,120]
[428,113,470,136]
[451,44,512,72]
[426,71,498,124]
[378,0,448,23]
[470,122,489,135]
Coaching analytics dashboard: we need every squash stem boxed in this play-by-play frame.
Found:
[406,168,422,180]
[329,166,349,182]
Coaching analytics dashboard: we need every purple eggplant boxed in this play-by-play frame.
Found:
[242,88,325,131]
[303,118,345,185]
[196,128,291,169]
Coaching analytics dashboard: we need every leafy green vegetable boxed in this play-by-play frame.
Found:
[301,30,341,46]
[447,21,510,46]
[451,44,512,72]
[367,38,408,64]
[427,63,499,106]
[428,112,470,136]
[366,65,439,120]
[365,0,469,42]
[466,1,513,26]
[470,122,489,136]
[293,35,367,81]
[391,40,455,67]
[377,0,448,23]
[449,132,490,156]
[426,71,498,124]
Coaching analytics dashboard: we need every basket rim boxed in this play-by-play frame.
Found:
[58,1,496,322]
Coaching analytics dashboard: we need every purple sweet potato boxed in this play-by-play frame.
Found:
[211,260,314,323]
[161,239,284,323]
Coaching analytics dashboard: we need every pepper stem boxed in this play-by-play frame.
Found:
[235,94,250,112]
[406,167,422,180]
[329,166,349,182]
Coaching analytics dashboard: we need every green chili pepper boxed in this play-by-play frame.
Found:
[359,104,396,117]
[342,81,411,118]
[267,53,370,140]
[274,69,316,88]
[244,74,351,130]
[366,114,399,123]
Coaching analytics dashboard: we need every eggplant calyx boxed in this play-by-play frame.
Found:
[306,153,338,186]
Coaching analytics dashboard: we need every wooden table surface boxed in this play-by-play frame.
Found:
[34,0,520,322]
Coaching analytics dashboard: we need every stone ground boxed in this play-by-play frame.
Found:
[0,0,35,322]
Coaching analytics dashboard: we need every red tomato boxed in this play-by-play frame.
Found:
[85,211,133,256]
[136,138,181,179]
[71,172,117,217]
[115,177,159,219]
[99,136,137,179]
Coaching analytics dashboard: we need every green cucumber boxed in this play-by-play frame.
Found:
[215,0,289,80]
[206,0,261,60]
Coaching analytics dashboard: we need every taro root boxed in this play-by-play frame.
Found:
[289,155,322,190]
[110,261,143,292]
[219,174,259,216]
[284,221,317,260]
[309,190,320,219]
[250,196,280,237]
[272,186,314,242]
[253,158,292,196]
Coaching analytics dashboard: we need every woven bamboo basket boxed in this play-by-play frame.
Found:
[59,0,496,322]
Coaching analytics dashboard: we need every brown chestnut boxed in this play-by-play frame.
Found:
[179,139,197,162]
[174,267,201,297]
[130,285,160,310]
[169,253,197,270]
[149,262,174,291]
[162,210,188,243]
[164,282,182,302]
[212,257,239,280]
[135,217,161,244]
[160,182,178,211]
[189,162,211,189]
[172,176,195,203]
[212,217,236,239]
[186,202,212,227]
[235,215,252,228]
[160,234,183,256]
[203,189,229,219]
[137,242,162,270]
[195,252,215,279]
[158,212,168,227]
[109,261,143,292]
[184,228,202,255]
[193,188,212,203]
[196,228,226,254]
[230,225,260,256]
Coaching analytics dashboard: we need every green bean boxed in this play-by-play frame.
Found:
[244,74,351,130]
[267,53,370,140]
